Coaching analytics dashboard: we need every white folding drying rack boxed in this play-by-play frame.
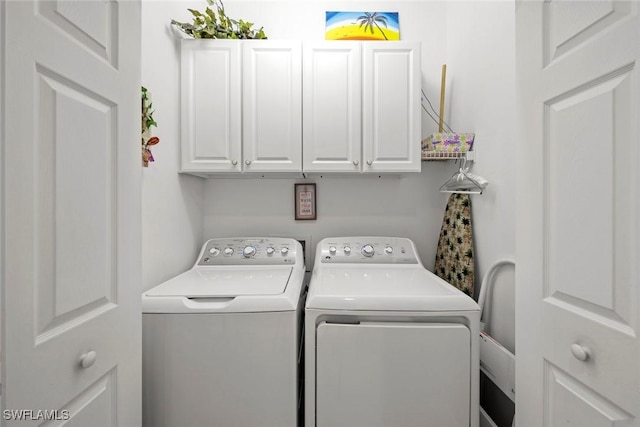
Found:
[478,259,516,427]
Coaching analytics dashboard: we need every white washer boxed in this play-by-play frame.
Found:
[142,237,306,427]
[305,237,480,427]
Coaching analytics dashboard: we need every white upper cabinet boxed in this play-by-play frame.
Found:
[243,41,302,172]
[362,42,421,173]
[181,40,420,176]
[181,40,301,174]
[181,40,242,173]
[303,41,421,173]
[303,42,362,172]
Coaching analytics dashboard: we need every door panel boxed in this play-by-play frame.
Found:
[181,40,241,172]
[303,42,362,172]
[516,1,640,425]
[316,322,470,427]
[243,41,302,172]
[37,0,118,67]
[35,68,117,339]
[545,67,636,327]
[50,370,117,427]
[362,42,421,173]
[544,363,633,426]
[2,1,141,425]
[545,0,633,65]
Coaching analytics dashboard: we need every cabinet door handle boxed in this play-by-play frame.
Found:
[570,344,590,362]
[353,160,359,166]
[245,160,251,166]
[79,350,97,368]
[231,160,238,166]
[366,160,373,166]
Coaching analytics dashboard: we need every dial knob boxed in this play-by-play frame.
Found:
[329,246,337,255]
[344,246,352,255]
[209,247,220,256]
[362,244,375,257]
[281,247,289,256]
[385,246,394,255]
[266,247,275,256]
[243,246,256,258]
[223,247,234,256]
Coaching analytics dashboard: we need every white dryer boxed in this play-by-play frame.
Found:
[305,237,480,427]
[142,237,306,427]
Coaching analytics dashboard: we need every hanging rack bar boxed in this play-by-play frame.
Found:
[439,157,487,194]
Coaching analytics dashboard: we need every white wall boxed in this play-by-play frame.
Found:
[445,3,516,422]
[445,0,516,289]
[141,0,516,290]
[141,0,206,290]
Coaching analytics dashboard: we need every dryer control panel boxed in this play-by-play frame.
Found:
[197,238,299,266]
[318,237,420,264]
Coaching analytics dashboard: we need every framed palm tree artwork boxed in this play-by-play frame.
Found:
[325,11,400,41]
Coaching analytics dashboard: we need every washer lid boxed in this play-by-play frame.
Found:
[306,265,479,312]
[145,266,292,298]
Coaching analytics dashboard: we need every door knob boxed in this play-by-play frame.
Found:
[231,160,238,166]
[570,344,590,362]
[353,160,359,166]
[79,350,97,368]
[366,160,373,166]
[245,160,251,165]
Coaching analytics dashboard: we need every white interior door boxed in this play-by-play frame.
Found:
[516,1,640,425]
[2,1,141,425]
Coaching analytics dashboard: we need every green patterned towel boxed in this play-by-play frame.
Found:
[434,193,475,296]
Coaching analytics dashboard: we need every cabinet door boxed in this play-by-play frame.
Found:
[362,42,421,173]
[181,40,241,172]
[243,41,302,172]
[303,42,362,172]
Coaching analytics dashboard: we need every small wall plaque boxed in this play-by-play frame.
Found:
[295,183,317,220]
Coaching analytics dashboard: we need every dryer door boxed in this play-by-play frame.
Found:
[316,322,470,427]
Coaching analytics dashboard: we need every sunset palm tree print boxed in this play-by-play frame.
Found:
[325,11,400,40]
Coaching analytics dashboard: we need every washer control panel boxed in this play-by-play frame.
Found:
[197,238,298,266]
[319,237,419,264]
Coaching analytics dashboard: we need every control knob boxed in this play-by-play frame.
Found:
[281,247,289,256]
[266,247,275,256]
[385,246,393,255]
[344,246,352,255]
[329,246,337,255]
[223,247,234,256]
[209,247,220,256]
[362,244,375,257]
[243,246,257,258]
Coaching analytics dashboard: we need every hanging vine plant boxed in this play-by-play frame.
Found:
[141,86,159,167]
[171,0,267,39]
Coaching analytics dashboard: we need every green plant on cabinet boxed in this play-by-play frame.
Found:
[171,0,267,39]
